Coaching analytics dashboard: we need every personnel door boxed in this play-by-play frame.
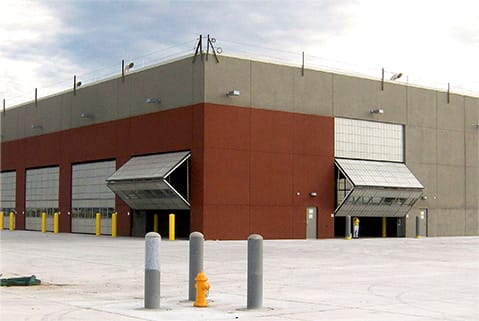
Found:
[306,207,317,239]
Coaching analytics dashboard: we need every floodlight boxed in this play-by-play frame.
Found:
[124,62,134,72]
[146,98,161,104]
[226,90,240,97]
[370,108,384,114]
[390,73,403,81]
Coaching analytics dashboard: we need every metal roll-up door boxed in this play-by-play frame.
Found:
[106,151,190,210]
[25,167,59,231]
[71,161,116,234]
[1,171,16,229]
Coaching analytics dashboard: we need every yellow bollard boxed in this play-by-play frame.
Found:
[111,212,117,237]
[96,212,101,236]
[382,216,387,238]
[9,212,15,230]
[41,212,47,233]
[194,271,210,307]
[53,212,59,234]
[0,211,4,230]
[169,213,175,240]
[153,214,159,233]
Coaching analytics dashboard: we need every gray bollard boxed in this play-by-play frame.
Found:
[345,215,352,240]
[247,234,263,309]
[189,231,204,301]
[145,232,161,309]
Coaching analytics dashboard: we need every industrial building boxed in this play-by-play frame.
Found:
[1,53,478,239]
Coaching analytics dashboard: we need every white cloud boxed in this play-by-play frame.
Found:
[294,0,479,94]
[0,1,60,46]
[0,1,79,105]
[0,0,477,107]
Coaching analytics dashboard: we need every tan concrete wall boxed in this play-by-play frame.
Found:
[428,209,467,236]
[407,87,437,128]
[406,126,437,164]
[333,74,407,123]
[405,90,477,237]
[204,56,252,108]
[204,56,333,115]
[465,209,479,236]
[1,56,204,142]
[464,96,479,236]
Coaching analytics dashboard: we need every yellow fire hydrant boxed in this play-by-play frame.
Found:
[194,271,210,307]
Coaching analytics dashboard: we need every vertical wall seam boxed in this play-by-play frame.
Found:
[248,60,252,235]
[331,74,335,117]
[404,84,409,163]
[434,91,438,236]
[463,96,467,235]
[292,65,296,238]
[291,69,296,238]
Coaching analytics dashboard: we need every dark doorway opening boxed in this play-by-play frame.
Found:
[131,209,190,238]
[334,216,403,238]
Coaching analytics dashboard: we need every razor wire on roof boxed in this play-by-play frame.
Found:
[221,39,479,97]
[3,39,195,108]
[3,36,478,109]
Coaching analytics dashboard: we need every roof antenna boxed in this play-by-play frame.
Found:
[193,35,203,63]
[193,34,221,63]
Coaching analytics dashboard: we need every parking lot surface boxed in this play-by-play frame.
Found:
[1,231,478,320]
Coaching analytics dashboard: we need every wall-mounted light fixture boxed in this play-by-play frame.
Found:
[31,124,43,130]
[421,195,428,200]
[309,192,318,197]
[145,98,161,104]
[80,112,93,119]
[226,90,240,97]
[370,108,384,114]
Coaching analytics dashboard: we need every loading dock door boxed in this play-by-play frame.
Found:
[106,151,191,210]
[334,158,424,218]
[71,161,116,234]
[25,167,59,231]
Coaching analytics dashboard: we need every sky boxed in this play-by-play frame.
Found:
[1,0,478,107]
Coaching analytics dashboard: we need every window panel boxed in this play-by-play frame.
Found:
[335,118,403,162]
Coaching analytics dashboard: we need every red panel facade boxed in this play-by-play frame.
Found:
[201,104,335,240]
[1,105,203,235]
[1,103,334,239]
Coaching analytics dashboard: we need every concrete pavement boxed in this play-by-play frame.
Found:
[1,231,478,321]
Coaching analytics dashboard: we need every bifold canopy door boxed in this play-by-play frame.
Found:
[334,158,424,217]
[106,151,190,210]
